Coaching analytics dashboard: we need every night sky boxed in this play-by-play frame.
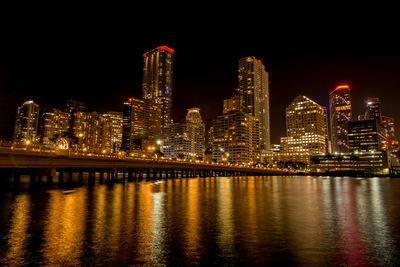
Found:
[1,8,399,143]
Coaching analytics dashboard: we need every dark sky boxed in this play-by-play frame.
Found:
[1,7,400,143]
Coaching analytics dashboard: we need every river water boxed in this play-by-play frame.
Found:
[1,176,400,266]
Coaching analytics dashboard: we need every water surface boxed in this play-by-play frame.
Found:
[1,176,400,266]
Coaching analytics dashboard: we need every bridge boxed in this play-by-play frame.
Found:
[0,149,292,185]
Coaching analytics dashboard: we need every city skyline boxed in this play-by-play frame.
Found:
[1,27,400,144]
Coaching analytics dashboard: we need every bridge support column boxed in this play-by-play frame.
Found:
[99,172,104,184]
[88,172,95,185]
[13,171,21,186]
[128,171,134,182]
[58,171,64,184]
[78,172,83,183]
[68,172,73,183]
[30,173,36,185]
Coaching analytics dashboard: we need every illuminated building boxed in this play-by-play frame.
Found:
[347,119,386,152]
[13,100,40,147]
[329,85,352,153]
[365,97,381,121]
[223,95,240,114]
[310,151,389,174]
[238,56,270,150]
[101,112,123,153]
[164,108,205,160]
[283,95,327,163]
[121,97,161,154]
[65,99,86,114]
[209,110,260,164]
[40,109,71,147]
[70,111,101,153]
[142,45,174,132]
[121,99,132,152]
[382,116,396,148]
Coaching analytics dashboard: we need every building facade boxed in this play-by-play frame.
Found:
[101,112,123,154]
[209,110,260,164]
[329,85,352,153]
[142,45,174,132]
[238,56,270,150]
[40,108,71,147]
[347,119,386,152]
[283,95,327,162]
[164,108,205,160]
[121,97,161,154]
[13,100,40,147]
[223,95,240,114]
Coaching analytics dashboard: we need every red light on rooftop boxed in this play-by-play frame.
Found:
[128,98,133,102]
[335,85,350,90]
[158,45,174,53]
[143,52,147,57]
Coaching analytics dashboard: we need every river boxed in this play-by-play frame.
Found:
[1,176,400,266]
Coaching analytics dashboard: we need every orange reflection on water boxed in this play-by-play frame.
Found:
[217,177,234,256]
[40,189,86,265]
[184,178,201,260]
[3,194,31,266]
[135,182,153,263]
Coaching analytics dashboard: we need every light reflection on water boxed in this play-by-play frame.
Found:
[1,176,400,266]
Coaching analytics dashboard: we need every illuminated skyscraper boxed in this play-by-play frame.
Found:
[121,97,161,154]
[142,45,174,131]
[13,100,40,146]
[238,56,270,150]
[223,95,240,114]
[209,110,260,164]
[40,108,71,147]
[365,97,381,121]
[101,112,123,153]
[348,119,386,152]
[285,95,327,159]
[164,108,205,160]
[329,85,352,153]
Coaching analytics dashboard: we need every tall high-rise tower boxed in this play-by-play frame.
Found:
[285,95,327,155]
[13,100,40,146]
[365,97,381,121]
[329,85,352,153]
[238,56,270,150]
[142,45,174,131]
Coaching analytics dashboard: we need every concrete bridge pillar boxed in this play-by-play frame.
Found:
[13,171,21,186]
[77,171,83,183]
[68,172,73,183]
[29,173,36,185]
[99,172,104,184]
[58,171,64,184]
[88,172,95,185]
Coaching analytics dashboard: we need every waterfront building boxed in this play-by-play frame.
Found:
[238,56,270,150]
[209,110,260,164]
[347,119,386,152]
[142,45,174,132]
[365,97,381,121]
[164,108,205,160]
[310,151,389,174]
[282,95,327,163]
[40,108,71,147]
[65,99,86,114]
[223,95,240,114]
[329,85,352,153]
[101,112,123,154]
[121,97,161,155]
[382,115,396,148]
[13,100,40,147]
